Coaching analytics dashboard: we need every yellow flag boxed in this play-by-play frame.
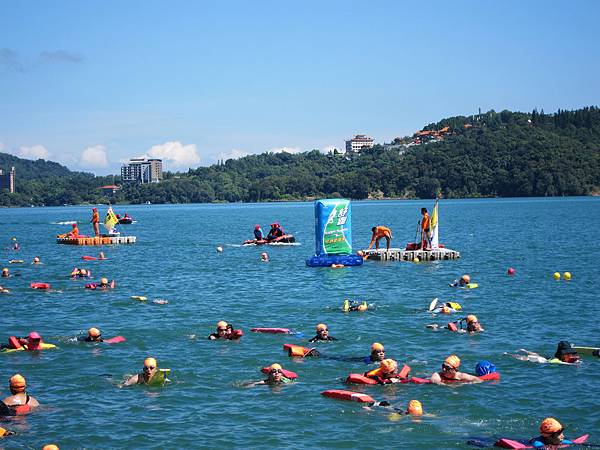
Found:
[104,206,118,232]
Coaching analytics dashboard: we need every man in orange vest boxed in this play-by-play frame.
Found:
[368,226,392,250]
[91,208,100,237]
[420,208,431,250]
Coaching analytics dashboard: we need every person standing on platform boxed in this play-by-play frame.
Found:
[91,208,100,237]
[368,226,392,251]
[420,208,431,250]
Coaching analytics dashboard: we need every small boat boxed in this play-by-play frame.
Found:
[118,217,133,224]
[243,234,296,246]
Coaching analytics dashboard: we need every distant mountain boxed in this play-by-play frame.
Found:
[2,106,599,207]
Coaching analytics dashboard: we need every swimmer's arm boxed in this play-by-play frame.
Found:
[121,374,139,387]
[28,397,39,407]
[458,373,483,383]
[243,380,266,387]
[430,373,443,384]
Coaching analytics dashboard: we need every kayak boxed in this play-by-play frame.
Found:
[243,234,297,246]
[118,218,133,224]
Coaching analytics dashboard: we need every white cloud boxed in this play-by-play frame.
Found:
[147,141,200,169]
[216,148,249,162]
[269,146,302,154]
[17,145,50,160]
[79,145,109,168]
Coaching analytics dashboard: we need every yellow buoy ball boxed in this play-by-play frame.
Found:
[563,272,572,281]
[413,257,420,263]
[553,272,561,280]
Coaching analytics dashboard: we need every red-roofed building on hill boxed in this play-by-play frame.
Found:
[100,185,120,195]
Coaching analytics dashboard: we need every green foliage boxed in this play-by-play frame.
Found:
[1,107,599,206]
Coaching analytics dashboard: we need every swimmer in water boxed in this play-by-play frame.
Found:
[364,342,386,364]
[0,284,9,293]
[2,374,40,411]
[71,268,90,278]
[2,268,9,278]
[308,323,338,342]
[506,341,580,365]
[122,357,160,386]
[32,256,41,265]
[260,252,269,262]
[86,277,114,289]
[208,321,234,340]
[529,417,574,447]
[430,355,482,384]
[364,359,407,384]
[78,327,103,342]
[429,314,484,334]
[245,363,295,387]
[449,274,471,287]
[99,252,106,260]
[367,399,425,417]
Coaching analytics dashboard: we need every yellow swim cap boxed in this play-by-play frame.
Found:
[380,359,397,374]
[88,327,101,338]
[444,355,461,369]
[371,342,384,352]
[316,323,327,331]
[540,417,562,434]
[9,374,26,392]
[466,315,478,324]
[144,357,157,368]
[269,363,282,371]
[43,445,60,450]
[216,321,228,329]
[407,399,423,416]
[101,277,108,285]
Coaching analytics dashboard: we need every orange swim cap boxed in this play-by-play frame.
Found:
[316,323,327,331]
[10,374,26,392]
[269,363,282,371]
[371,342,384,352]
[444,355,461,369]
[540,417,563,434]
[100,277,108,285]
[0,426,10,437]
[407,400,423,416]
[466,315,478,324]
[88,327,101,338]
[441,306,451,314]
[357,303,367,311]
[43,445,60,450]
[144,357,157,368]
[461,274,471,283]
[380,359,398,374]
[216,321,228,329]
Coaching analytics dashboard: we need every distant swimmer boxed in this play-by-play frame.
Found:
[244,363,296,387]
[449,274,477,288]
[428,314,484,334]
[343,299,367,312]
[122,357,169,387]
[363,359,407,384]
[430,355,482,384]
[10,237,20,251]
[368,399,425,417]
[0,284,8,293]
[208,321,243,340]
[308,323,338,342]
[260,252,269,262]
[71,268,91,279]
[98,252,106,260]
[364,342,386,364]
[85,277,114,290]
[506,341,580,365]
[2,374,40,413]
[2,268,9,278]
[368,226,392,251]
[0,332,52,352]
[78,328,103,342]
[32,256,41,265]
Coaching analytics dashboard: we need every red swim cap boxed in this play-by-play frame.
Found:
[28,331,41,340]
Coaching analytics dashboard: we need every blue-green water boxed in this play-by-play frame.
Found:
[0,198,598,449]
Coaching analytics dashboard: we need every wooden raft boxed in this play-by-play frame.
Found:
[362,247,460,261]
[56,236,137,245]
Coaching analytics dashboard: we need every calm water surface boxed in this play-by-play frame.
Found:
[0,198,598,449]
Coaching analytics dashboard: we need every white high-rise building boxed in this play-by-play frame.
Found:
[345,135,374,153]
[121,158,163,183]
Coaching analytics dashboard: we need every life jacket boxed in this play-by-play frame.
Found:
[284,344,314,357]
[364,365,411,383]
[8,336,22,349]
[422,213,430,231]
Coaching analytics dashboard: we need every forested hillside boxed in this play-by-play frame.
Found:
[2,107,599,206]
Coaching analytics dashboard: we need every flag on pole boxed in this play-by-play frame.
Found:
[430,200,439,249]
[104,206,118,232]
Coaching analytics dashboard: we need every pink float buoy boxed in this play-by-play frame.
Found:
[507,267,515,276]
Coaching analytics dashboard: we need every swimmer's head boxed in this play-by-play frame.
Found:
[143,357,157,377]
[316,323,328,338]
[28,331,41,341]
[540,417,562,434]
[441,305,451,314]
[268,363,283,381]
[43,445,60,450]
[460,274,470,284]
[33,256,40,263]
[466,315,478,324]
[407,400,423,416]
[380,359,397,374]
[80,269,88,276]
[443,355,461,370]
[255,225,260,230]
[72,223,77,228]
[88,327,101,339]
[100,277,108,285]
[9,374,26,393]
[371,342,384,352]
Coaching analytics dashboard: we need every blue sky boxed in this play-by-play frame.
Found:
[1,0,599,175]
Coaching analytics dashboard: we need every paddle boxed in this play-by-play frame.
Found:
[428,298,438,311]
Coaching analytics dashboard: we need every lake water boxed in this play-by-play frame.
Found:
[0,198,598,449]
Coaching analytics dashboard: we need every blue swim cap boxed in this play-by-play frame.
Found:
[475,360,496,376]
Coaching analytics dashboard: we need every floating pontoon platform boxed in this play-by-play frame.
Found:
[362,247,460,261]
[57,236,137,245]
